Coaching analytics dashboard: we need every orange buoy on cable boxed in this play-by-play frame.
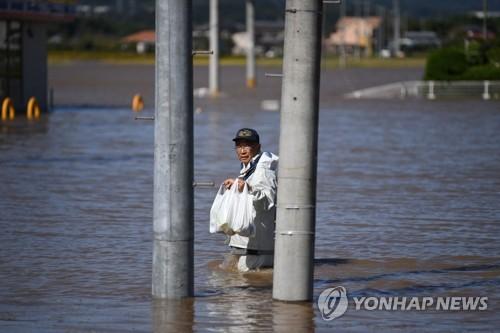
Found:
[132,94,144,112]
[1,97,15,121]
[27,97,41,120]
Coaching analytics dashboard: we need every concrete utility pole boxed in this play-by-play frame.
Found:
[209,0,219,96]
[392,0,400,56]
[153,0,194,299]
[246,0,256,88]
[273,0,322,302]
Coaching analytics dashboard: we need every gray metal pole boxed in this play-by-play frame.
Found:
[209,0,219,96]
[273,0,322,302]
[246,0,256,88]
[393,0,400,55]
[153,0,194,299]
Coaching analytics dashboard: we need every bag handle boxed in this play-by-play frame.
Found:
[217,183,226,195]
[230,176,249,194]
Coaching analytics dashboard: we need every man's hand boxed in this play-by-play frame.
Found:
[219,224,235,236]
[223,178,234,189]
[223,178,245,192]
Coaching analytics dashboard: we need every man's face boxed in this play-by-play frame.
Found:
[234,139,260,165]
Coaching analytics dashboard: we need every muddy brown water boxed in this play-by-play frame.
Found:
[48,63,424,108]
[1,98,499,332]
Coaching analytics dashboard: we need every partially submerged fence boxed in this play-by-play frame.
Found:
[347,81,500,100]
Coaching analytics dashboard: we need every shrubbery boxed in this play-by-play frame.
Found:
[461,65,500,80]
[424,48,468,80]
[424,41,500,80]
[487,47,500,67]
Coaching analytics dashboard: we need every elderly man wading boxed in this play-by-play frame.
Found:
[222,128,279,272]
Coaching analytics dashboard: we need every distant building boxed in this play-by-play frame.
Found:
[0,0,76,112]
[325,16,382,56]
[470,11,500,19]
[398,31,441,53]
[77,0,145,17]
[463,25,496,41]
[121,30,155,54]
[76,5,111,16]
[122,21,282,58]
[231,21,284,57]
[120,27,221,55]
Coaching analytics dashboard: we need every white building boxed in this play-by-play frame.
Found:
[231,21,285,58]
[325,16,382,56]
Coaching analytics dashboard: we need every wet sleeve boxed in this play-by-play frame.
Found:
[249,166,277,211]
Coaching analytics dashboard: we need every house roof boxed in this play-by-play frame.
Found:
[336,16,382,30]
[122,30,156,43]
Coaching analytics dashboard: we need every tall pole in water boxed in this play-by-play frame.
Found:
[153,0,194,298]
[393,0,400,56]
[273,0,322,302]
[209,0,219,96]
[246,0,256,88]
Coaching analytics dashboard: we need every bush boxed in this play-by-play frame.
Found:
[424,48,468,80]
[425,43,500,81]
[461,65,500,80]
[465,40,487,66]
[486,47,500,67]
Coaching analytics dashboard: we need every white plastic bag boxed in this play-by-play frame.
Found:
[230,180,255,237]
[209,184,233,234]
[209,178,255,236]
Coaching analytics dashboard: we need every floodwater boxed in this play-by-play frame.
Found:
[1,99,500,332]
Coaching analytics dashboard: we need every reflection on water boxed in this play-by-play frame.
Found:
[153,299,194,333]
[1,100,500,331]
[272,301,315,333]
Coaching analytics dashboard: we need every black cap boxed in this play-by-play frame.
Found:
[232,128,260,143]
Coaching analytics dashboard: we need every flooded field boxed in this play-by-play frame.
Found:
[1,98,500,332]
[48,63,424,108]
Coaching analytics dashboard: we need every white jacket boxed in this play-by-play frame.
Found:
[229,151,279,252]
